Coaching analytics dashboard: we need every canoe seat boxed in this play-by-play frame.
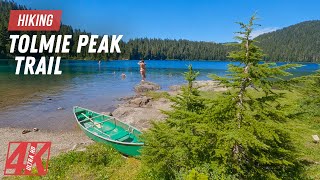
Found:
[103,126,116,132]
[118,135,134,143]
[111,133,129,141]
[101,122,117,132]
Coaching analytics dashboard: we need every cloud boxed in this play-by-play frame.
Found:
[251,27,279,38]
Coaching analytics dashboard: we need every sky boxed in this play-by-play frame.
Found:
[14,0,320,43]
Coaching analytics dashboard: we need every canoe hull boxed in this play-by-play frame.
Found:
[79,125,142,156]
[73,106,143,157]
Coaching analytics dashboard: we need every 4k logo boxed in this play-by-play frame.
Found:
[4,142,51,176]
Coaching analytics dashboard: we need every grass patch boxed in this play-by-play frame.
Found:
[286,116,320,179]
[144,91,170,100]
[45,143,124,179]
[4,143,141,180]
[108,158,141,180]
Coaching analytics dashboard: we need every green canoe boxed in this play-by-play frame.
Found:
[73,106,144,157]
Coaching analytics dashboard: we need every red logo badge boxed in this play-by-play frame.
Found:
[8,10,62,31]
[4,142,51,176]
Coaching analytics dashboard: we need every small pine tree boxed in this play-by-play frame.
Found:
[170,65,204,113]
[141,65,208,179]
[208,14,302,179]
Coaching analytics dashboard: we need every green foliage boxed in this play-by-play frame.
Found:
[42,143,124,179]
[140,65,207,179]
[294,70,320,118]
[124,38,231,60]
[141,14,306,179]
[6,88,320,179]
[184,65,200,91]
[170,65,204,113]
[185,169,209,180]
[277,69,320,120]
[4,143,143,180]
[208,14,303,179]
[144,91,170,100]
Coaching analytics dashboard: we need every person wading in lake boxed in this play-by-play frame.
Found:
[121,73,126,79]
[138,60,146,81]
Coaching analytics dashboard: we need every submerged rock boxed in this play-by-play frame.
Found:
[169,85,181,91]
[101,111,113,116]
[22,129,31,134]
[117,95,139,101]
[134,81,160,93]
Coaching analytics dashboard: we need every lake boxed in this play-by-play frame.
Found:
[0,59,318,131]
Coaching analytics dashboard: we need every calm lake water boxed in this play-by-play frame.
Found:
[0,59,319,131]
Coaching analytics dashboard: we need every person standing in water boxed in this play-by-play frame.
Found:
[138,60,146,81]
[121,73,126,79]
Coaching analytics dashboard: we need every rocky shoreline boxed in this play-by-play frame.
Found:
[111,80,226,129]
[0,80,225,177]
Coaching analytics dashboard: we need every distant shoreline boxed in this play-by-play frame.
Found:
[1,58,319,64]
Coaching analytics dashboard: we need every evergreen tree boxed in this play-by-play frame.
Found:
[141,14,303,179]
[141,65,208,179]
[170,65,204,113]
[208,14,302,179]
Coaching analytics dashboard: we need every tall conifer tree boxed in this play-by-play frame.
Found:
[208,14,302,179]
[141,14,303,180]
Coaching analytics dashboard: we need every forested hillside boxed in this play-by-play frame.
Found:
[255,20,320,62]
[0,1,231,60]
[123,38,230,60]
[0,1,319,62]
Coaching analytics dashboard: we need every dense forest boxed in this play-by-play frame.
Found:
[0,1,319,62]
[256,20,320,62]
[0,1,230,61]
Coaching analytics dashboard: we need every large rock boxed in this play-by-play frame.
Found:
[134,81,160,93]
[169,80,227,92]
[112,97,172,130]
[169,85,181,91]
[194,80,226,91]
[126,96,152,108]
